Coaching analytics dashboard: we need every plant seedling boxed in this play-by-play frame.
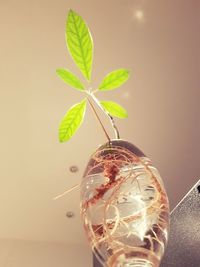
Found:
[56,9,130,143]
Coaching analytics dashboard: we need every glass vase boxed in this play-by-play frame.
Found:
[80,140,169,267]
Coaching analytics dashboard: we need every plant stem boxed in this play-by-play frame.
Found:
[87,97,111,143]
[90,92,120,139]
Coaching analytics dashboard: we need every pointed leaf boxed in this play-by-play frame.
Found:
[59,99,86,142]
[100,101,128,119]
[66,9,93,81]
[98,69,130,91]
[56,69,85,91]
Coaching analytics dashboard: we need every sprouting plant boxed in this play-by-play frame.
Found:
[56,9,130,143]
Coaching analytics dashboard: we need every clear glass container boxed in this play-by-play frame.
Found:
[80,140,169,267]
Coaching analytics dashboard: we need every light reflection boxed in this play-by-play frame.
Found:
[133,10,145,22]
[122,91,130,99]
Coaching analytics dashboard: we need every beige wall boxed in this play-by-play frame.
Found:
[0,0,199,259]
[0,239,92,267]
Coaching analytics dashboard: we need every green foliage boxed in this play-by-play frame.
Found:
[100,101,128,118]
[59,99,86,142]
[56,9,131,142]
[56,69,85,91]
[98,69,130,91]
[66,9,93,81]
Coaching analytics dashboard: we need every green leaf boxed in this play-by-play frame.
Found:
[59,99,86,142]
[98,69,130,91]
[66,9,93,81]
[56,69,85,91]
[100,101,128,119]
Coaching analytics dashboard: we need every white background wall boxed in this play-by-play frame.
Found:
[0,239,92,267]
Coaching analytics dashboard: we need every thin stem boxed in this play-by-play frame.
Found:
[108,115,120,139]
[90,92,120,139]
[87,97,111,143]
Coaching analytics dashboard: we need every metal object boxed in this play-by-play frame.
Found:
[66,211,74,218]
[69,165,79,173]
[161,179,200,267]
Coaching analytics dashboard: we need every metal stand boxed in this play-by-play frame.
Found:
[161,179,200,267]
